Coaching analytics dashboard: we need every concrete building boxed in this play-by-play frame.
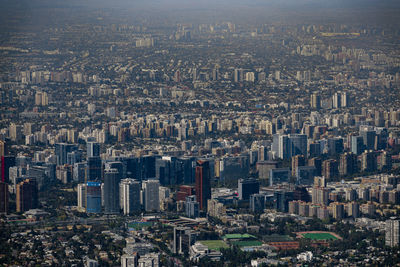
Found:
[142,179,160,212]
[385,219,400,247]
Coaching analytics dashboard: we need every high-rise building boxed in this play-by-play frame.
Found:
[1,155,15,182]
[347,202,360,218]
[312,187,330,206]
[87,142,100,158]
[0,140,8,158]
[290,134,308,157]
[207,199,227,218]
[292,155,305,177]
[233,68,244,83]
[339,152,358,176]
[351,136,364,155]
[361,150,377,172]
[16,179,38,212]
[218,155,250,184]
[385,219,400,247]
[296,166,316,185]
[238,178,259,200]
[274,190,294,212]
[176,185,195,201]
[195,160,211,211]
[155,156,182,186]
[173,227,197,254]
[121,253,138,267]
[9,123,22,142]
[313,176,326,187]
[327,138,344,156]
[330,202,344,220]
[67,129,78,144]
[378,151,392,171]
[361,130,376,151]
[250,193,269,213]
[0,181,9,213]
[74,162,86,182]
[104,161,123,181]
[86,156,102,181]
[273,134,307,159]
[159,186,171,203]
[55,143,78,166]
[332,92,342,109]
[142,179,160,212]
[185,195,199,218]
[269,168,290,186]
[322,159,339,180]
[256,161,278,180]
[86,182,101,213]
[308,157,322,176]
[77,183,86,211]
[104,168,120,214]
[120,178,141,215]
[277,135,290,160]
[310,93,321,109]
[67,151,82,165]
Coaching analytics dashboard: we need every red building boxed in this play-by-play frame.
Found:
[195,160,211,211]
[176,185,195,201]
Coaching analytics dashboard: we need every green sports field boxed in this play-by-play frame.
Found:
[127,222,153,230]
[301,232,338,240]
[199,240,229,250]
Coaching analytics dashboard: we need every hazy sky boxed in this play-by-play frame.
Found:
[1,0,400,28]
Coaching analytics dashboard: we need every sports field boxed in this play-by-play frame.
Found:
[232,240,263,247]
[127,221,153,230]
[298,232,340,240]
[199,240,229,250]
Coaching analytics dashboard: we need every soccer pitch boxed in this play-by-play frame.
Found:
[302,232,338,240]
[199,240,229,250]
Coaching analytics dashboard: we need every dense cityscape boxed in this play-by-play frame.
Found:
[1,0,400,266]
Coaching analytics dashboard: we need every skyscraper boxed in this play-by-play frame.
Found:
[385,219,400,247]
[77,183,86,211]
[121,253,138,267]
[195,160,211,211]
[339,152,358,176]
[292,155,305,177]
[142,179,160,212]
[361,130,376,151]
[86,182,101,213]
[289,134,308,157]
[351,136,364,155]
[87,142,100,158]
[104,168,120,214]
[322,159,339,180]
[173,227,197,255]
[310,93,321,109]
[1,155,15,182]
[278,135,290,160]
[0,140,8,158]
[104,161,123,181]
[120,178,141,215]
[55,143,77,166]
[185,195,199,218]
[238,178,259,200]
[273,134,307,159]
[0,181,9,213]
[16,179,38,212]
[86,156,102,181]
[332,92,342,109]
